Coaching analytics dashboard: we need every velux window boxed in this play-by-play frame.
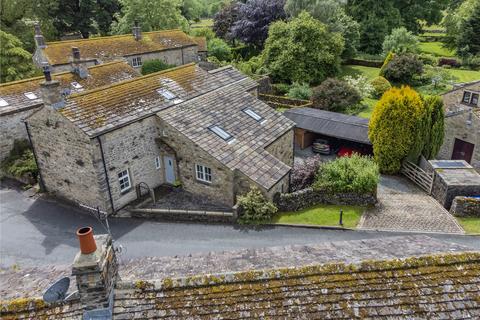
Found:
[209,125,235,143]
[71,82,83,90]
[196,164,212,183]
[243,107,264,122]
[0,98,9,107]
[157,88,177,100]
[132,56,142,67]
[24,92,38,100]
[118,169,131,193]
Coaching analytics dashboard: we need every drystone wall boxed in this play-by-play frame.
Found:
[450,196,480,217]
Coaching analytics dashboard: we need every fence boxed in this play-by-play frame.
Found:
[401,161,434,194]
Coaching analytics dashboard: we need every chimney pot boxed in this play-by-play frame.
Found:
[132,20,142,41]
[34,23,46,49]
[34,23,42,35]
[42,64,52,82]
[76,227,97,254]
[72,47,81,60]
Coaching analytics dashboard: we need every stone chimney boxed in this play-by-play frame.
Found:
[70,47,89,79]
[34,23,46,49]
[132,20,142,41]
[72,227,118,319]
[39,64,65,110]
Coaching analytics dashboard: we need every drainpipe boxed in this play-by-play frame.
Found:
[24,121,45,191]
[97,136,115,214]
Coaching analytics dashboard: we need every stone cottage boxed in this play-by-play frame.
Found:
[0,61,138,163]
[32,23,204,73]
[438,81,480,171]
[26,64,294,213]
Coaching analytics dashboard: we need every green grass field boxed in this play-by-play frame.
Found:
[456,217,480,234]
[272,204,364,228]
[191,18,213,28]
[340,65,381,81]
[419,42,456,57]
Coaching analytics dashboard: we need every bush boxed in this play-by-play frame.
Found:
[1,139,38,179]
[189,27,215,41]
[311,78,361,112]
[313,154,379,194]
[343,75,374,99]
[287,82,312,100]
[383,53,423,84]
[438,57,461,68]
[272,83,290,95]
[418,53,438,66]
[462,54,480,70]
[370,76,392,98]
[382,27,420,55]
[233,55,265,76]
[141,59,176,75]
[422,95,445,159]
[237,186,278,224]
[379,51,395,76]
[207,37,233,62]
[291,155,323,192]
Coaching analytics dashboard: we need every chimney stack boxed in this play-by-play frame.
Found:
[70,47,89,79]
[34,23,46,49]
[40,63,65,110]
[72,227,118,319]
[132,20,142,41]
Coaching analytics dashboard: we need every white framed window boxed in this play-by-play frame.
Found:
[24,92,38,100]
[118,169,131,193]
[243,107,263,122]
[132,56,142,67]
[155,156,161,169]
[209,125,235,143]
[196,164,212,183]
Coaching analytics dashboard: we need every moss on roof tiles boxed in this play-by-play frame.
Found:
[191,36,207,52]
[43,30,197,65]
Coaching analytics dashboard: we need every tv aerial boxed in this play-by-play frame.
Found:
[43,277,77,303]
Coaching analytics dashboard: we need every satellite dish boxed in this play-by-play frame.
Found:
[43,277,70,303]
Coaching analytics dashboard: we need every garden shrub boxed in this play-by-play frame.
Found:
[379,51,395,76]
[370,76,392,98]
[189,27,215,41]
[141,59,175,75]
[343,75,374,99]
[313,154,379,194]
[462,54,480,70]
[207,37,233,62]
[272,83,290,95]
[438,57,461,68]
[1,139,38,179]
[383,53,423,84]
[382,27,419,55]
[291,155,323,192]
[237,186,278,224]
[422,95,445,159]
[311,78,361,112]
[418,53,438,66]
[287,82,312,100]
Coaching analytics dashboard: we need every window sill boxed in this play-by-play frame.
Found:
[195,179,212,186]
[120,187,132,195]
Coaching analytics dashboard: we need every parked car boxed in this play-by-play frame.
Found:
[312,139,332,154]
[337,146,367,157]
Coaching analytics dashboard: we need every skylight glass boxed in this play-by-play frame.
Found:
[24,92,38,100]
[71,82,83,89]
[210,125,233,141]
[0,98,8,107]
[243,108,263,121]
[157,88,177,100]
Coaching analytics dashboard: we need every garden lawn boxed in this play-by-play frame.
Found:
[340,65,380,82]
[456,217,480,234]
[272,204,364,228]
[191,19,213,28]
[419,42,456,57]
[448,69,480,83]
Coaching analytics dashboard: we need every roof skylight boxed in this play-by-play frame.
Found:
[210,125,234,142]
[157,88,177,100]
[0,98,8,107]
[24,92,38,100]
[71,82,83,90]
[243,108,264,122]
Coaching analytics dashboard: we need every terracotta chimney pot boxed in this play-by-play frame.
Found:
[76,227,97,254]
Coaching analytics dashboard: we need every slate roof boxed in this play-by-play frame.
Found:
[61,64,258,137]
[0,61,138,116]
[284,107,371,145]
[192,36,207,52]
[40,30,198,66]
[159,84,294,189]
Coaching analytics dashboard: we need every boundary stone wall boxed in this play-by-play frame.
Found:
[450,196,480,217]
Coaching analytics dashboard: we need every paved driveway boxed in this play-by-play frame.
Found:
[358,175,464,234]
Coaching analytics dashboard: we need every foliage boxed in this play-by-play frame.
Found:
[368,86,428,173]
[313,154,379,194]
[370,76,392,98]
[182,0,203,22]
[422,65,457,89]
[1,140,38,179]
[231,0,287,48]
[343,75,374,99]
[419,42,456,57]
[383,53,423,84]
[438,57,461,68]
[379,51,395,76]
[141,59,176,75]
[51,0,97,38]
[272,83,290,95]
[422,95,445,159]
[444,0,478,55]
[189,27,215,40]
[237,186,278,223]
[207,37,232,61]
[311,78,361,112]
[462,54,480,70]
[382,27,419,55]
[456,0,480,58]
[94,0,122,35]
[284,0,360,59]
[213,1,240,42]
[287,82,312,100]
[232,55,265,76]
[0,31,37,83]
[262,12,344,85]
[418,53,438,66]
[112,0,189,34]
[290,155,322,192]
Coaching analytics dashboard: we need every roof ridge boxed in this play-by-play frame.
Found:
[67,63,196,99]
[45,29,185,46]
[294,107,369,127]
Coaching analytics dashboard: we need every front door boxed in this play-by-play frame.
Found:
[451,138,475,163]
[164,156,176,184]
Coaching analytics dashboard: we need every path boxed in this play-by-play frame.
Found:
[358,175,464,234]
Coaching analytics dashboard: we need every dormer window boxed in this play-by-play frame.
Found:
[243,107,265,123]
[210,125,235,143]
[71,82,83,90]
[24,92,38,100]
[0,98,8,107]
[462,91,479,106]
[157,88,177,100]
[132,56,142,67]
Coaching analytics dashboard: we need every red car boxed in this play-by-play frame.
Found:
[337,146,367,157]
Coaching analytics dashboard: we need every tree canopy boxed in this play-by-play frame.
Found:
[213,1,240,42]
[382,27,419,55]
[0,31,37,83]
[456,0,480,57]
[262,12,344,84]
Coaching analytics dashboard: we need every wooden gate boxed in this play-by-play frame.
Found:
[401,161,434,194]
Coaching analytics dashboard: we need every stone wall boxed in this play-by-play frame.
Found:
[265,130,294,167]
[431,172,480,209]
[125,46,199,71]
[0,108,37,163]
[274,187,377,212]
[450,196,480,217]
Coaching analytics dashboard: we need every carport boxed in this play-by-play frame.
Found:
[284,107,372,154]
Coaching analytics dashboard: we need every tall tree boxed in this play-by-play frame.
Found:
[262,12,344,84]
[213,1,240,42]
[182,0,203,22]
[50,0,97,38]
[0,31,37,83]
[422,95,445,159]
[456,0,480,57]
[95,0,122,36]
[112,0,189,34]
[231,0,287,49]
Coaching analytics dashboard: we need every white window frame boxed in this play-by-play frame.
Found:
[209,125,234,142]
[155,156,161,169]
[195,164,212,183]
[118,169,131,193]
[24,92,38,100]
[71,82,83,90]
[132,56,142,67]
[243,107,263,122]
